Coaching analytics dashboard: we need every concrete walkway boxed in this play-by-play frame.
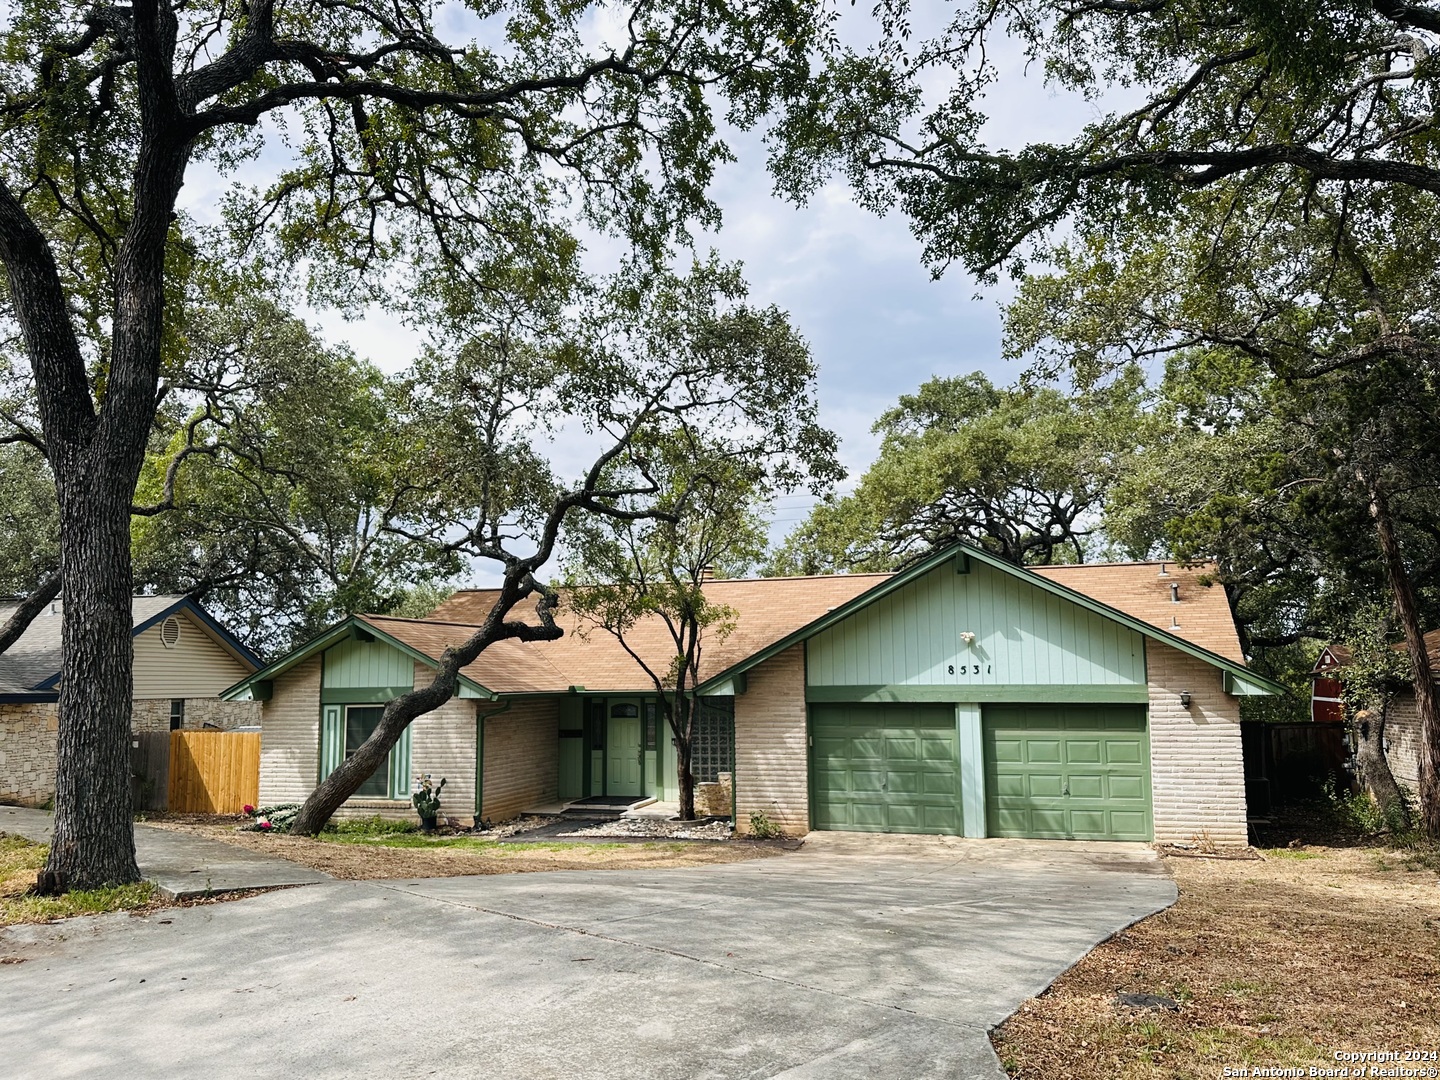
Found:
[0,834,1176,1078]
[0,805,330,899]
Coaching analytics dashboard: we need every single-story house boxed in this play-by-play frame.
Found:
[1311,634,1437,793]
[225,543,1282,843]
[0,595,263,806]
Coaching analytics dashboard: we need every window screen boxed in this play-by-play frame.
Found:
[344,705,390,797]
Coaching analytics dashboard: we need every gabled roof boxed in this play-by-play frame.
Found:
[0,595,262,702]
[224,541,1281,702]
[690,543,1283,696]
[1312,631,1440,674]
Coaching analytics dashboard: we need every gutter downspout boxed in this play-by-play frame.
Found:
[474,699,512,825]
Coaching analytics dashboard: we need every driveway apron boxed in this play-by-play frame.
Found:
[0,834,1175,1079]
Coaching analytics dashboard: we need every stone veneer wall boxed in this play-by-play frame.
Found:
[481,699,559,823]
[733,645,809,836]
[0,697,256,808]
[131,698,260,732]
[1147,643,1248,845]
[0,703,59,806]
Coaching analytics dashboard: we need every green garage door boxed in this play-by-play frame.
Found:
[811,704,961,834]
[983,704,1152,841]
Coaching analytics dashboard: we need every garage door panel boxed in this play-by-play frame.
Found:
[1068,773,1105,799]
[1027,740,1063,763]
[812,705,961,836]
[1028,774,1064,798]
[984,704,1151,842]
[1109,774,1146,800]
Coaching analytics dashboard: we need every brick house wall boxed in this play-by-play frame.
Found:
[1147,643,1248,845]
[258,655,322,806]
[1384,695,1422,792]
[733,645,808,836]
[481,699,559,823]
[131,698,260,732]
[408,663,477,823]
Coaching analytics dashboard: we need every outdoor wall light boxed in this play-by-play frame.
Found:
[1180,690,1192,708]
[960,631,976,646]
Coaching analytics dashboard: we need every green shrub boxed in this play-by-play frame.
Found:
[322,815,418,836]
[748,811,783,839]
[1322,778,1416,838]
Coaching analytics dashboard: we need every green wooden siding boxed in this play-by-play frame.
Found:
[983,704,1151,841]
[323,638,415,691]
[810,704,962,834]
[806,559,1145,690]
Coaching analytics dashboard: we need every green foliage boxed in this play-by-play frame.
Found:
[747,811,783,839]
[411,775,446,821]
[1339,607,1414,718]
[245,804,302,833]
[1323,779,1418,840]
[322,816,419,837]
[769,370,1149,574]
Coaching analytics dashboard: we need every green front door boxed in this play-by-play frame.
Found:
[606,713,643,796]
[983,704,1152,841]
[811,704,961,835]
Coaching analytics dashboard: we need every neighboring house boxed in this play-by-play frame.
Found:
[226,543,1282,844]
[0,596,263,806]
[1310,634,1437,793]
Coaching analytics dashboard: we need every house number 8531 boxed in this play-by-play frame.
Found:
[947,664,990,675]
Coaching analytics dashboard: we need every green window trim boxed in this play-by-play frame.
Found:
[319,703,413,800]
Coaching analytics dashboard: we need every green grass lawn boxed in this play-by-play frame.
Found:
[0,834,156,926]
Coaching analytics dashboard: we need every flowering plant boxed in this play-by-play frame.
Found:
[243,803,300,832]
[242,804,256,816]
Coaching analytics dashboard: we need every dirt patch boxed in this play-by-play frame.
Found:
[141,820,787,880]
[992,844,1440,1078]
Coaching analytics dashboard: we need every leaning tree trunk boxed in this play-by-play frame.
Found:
[1352,707,1411,830]
[1367,480,1440,838]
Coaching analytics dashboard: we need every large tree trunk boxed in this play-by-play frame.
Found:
[1352,707,1411,829]
[1367,480,1440,838]
[38,493,143,892]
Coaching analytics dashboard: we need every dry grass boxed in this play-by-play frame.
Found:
[992,843,1440,1078]
[142,817,787,880]
[0,834,157,926]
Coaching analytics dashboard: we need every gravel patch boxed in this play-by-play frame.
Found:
[558,817,734,841]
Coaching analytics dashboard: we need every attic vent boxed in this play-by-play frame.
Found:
[159,617,182,649]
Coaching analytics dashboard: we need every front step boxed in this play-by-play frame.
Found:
[560,796,655,820]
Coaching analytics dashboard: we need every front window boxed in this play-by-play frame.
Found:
[345,705,390,797]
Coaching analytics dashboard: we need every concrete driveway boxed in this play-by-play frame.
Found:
[0,834,1175,1079]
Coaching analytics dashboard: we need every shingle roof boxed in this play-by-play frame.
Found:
[0,595,255,697]
[377,559,1246,696]
[1030,561,1244,663]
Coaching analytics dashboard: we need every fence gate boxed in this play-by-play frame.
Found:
[167,730,261,814]
[131,732,171,811]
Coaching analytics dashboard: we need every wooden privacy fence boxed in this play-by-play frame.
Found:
[1241,720,1352,815]
[167,730,260,814]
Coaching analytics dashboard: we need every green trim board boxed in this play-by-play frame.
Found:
[222,615,496,701]
[321,686,414,704]
[805,684,1152,704]
[693,541,1286,698]
[956,703,985,838]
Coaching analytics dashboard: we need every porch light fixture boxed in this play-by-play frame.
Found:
[960,631,976,646]
[1180,690,1192,708]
